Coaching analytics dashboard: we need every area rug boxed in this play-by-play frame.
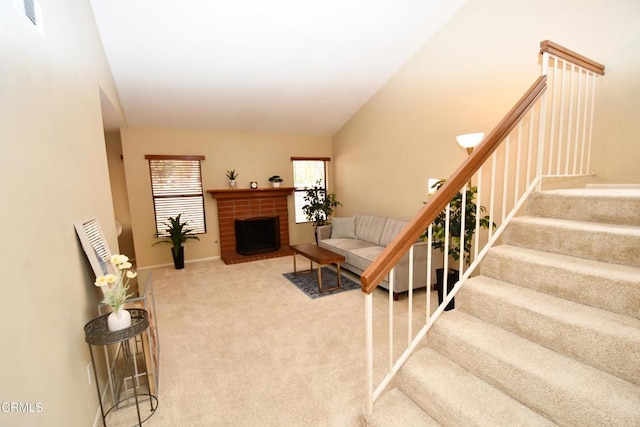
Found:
[283,267,361,299]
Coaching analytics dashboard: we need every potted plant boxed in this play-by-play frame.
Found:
[268,175,283,188]
[153,214,200,269]
[226,169,238,189]
[425,179,493,310]
[302,179,341,241]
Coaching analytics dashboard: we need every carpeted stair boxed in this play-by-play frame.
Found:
[367,188,640,426]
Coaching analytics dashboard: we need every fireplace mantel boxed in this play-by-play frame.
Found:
[207,187,294,199]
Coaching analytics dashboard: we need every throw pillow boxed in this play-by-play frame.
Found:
[331,217,356,239]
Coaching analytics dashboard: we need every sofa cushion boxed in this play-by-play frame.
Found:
[355,215,387,245]
[330,217,356,239]
[347,246,385,272]
[379,218,408,246]
[318,238,377,258]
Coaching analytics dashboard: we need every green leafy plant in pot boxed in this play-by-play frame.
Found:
[302,179,341,241]
[425,179,493,310]
[153,214,200,269]
[268,175,283,187]
[226,169,238,189]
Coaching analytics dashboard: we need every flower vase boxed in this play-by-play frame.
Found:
[107,307,132,331]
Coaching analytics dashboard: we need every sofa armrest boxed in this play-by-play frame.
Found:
[317,224,332,241]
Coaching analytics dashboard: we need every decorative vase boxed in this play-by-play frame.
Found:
[272,182,281,188]
[229,180,236,189]
[107,307,132,331]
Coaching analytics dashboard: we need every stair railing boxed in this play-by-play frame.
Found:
[362,40,605,417]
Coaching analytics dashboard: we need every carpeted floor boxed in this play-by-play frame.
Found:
[283,267,361,299]
[104,256,434,427]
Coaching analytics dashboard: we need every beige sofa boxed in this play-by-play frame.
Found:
[317,214,428,299]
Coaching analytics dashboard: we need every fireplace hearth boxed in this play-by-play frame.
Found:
[235,216,280,256]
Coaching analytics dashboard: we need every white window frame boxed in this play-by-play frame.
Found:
[291,157,330,224]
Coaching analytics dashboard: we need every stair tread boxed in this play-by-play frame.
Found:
[482,245,640,319]
[399,347,554,426]
[460,275,640,384]
[368,388,439,427]
[464,275,640,332]
[527,189,640,226]
[504,216,640,267]
[429,310,640,425]
[542,188,640,197]
[488,244,640,279]
[511,215,640,234]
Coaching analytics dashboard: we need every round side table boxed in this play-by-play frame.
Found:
[84,308,157,426]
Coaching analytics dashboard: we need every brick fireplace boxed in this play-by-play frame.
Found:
[207,187,295,264]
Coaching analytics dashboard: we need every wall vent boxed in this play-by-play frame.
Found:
[23,0,37,25]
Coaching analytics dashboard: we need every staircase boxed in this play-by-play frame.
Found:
[368,188,640,426]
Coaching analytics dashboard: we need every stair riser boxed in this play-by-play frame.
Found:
[527,192,640,226]
[458,282,640,385]
[502,220,640,267]
[481,249,640,319]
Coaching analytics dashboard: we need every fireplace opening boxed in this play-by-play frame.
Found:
[235,216,280,256]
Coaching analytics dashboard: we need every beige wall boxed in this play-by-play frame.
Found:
[0,0,125,425]
[120,127,333,267]
[333,0,640,220]
[591,31,640,183]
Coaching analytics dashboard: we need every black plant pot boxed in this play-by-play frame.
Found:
[172,246,185,270]
[436,268,458,311]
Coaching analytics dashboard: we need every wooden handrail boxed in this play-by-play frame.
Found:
[361,75,547,294]
[540,40,605,76]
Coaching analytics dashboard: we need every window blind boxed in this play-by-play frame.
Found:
[146,155,206,235]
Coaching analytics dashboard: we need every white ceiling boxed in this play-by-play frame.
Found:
[91,0,466,136]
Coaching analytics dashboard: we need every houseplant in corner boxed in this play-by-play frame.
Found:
[268,175,283,188]
[302,179,341,242]
[94,254,136,331]
[226,169,238,189]
[153,214,200,269]
[425,179,493,310]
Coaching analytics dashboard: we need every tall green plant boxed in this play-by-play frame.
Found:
[153,214,200,256]
[302,180,341,228]
[425,179,494,265]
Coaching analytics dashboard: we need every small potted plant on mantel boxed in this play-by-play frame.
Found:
[152,214,200,269]
[268,175,283,188]
[226,169,238,189]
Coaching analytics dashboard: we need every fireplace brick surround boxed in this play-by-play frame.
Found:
[208,187,295,264]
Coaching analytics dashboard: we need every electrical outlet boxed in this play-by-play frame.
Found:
[86,362,93,385]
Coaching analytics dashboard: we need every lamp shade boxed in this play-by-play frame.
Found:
[456,132,484,149]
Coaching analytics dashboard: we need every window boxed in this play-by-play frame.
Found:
[146,155,206,236]
[291,157,329,223]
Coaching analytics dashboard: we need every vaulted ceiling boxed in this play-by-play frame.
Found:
[91,0,466,136]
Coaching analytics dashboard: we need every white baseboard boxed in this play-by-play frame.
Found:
[137,256,221,271]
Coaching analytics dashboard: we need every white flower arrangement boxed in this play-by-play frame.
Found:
[94,254,137,312]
